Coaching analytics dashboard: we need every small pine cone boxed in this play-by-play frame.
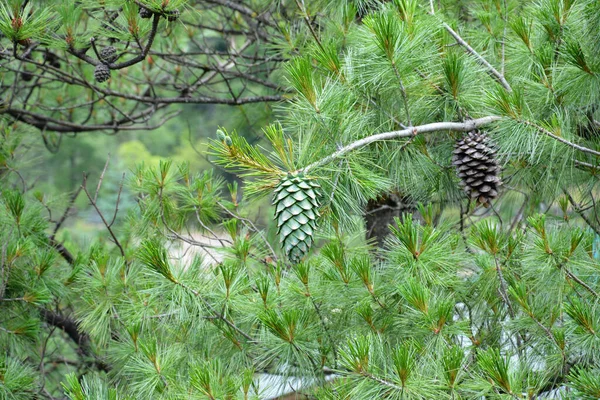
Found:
[167,9,180,22]
[100,46,118,64]
[21,71,34,82]
[94,63,111,83]
[452,130,501,206]
[17,38,31,47]
[273,173,320,264]
[45,52,61,69]
[139,6,152,19]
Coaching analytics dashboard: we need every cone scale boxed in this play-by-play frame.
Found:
[273,173,320,263]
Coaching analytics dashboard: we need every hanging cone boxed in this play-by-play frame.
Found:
[94,63,111,83]
[100,46,118,64]
[273,173,320,263]
[452,130,501,206]
[139,6,152,19]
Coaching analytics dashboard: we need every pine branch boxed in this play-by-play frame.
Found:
[563,189,600,236]
[301,116,501,173]
[293,0,326,54]
[428,4,511,91]
[574,160,600,171]
[441,23,513,92]
[40,309,111,372]
[176,281,258,343]
[48,237,75,265]
[360,371,403,391]
[558,260,599,298]
[50,185,83,240]
[520,120,600,158]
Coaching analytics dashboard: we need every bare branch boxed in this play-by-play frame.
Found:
[302,116,502,173]
[442,23,513,92]
[521,120,600,158]
[50,185,84,240]
[81,173,126,258]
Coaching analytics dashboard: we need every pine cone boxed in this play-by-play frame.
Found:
[139,6,152,19]
[167,9,180,22]
[452,130,501,206]
[100,46,118,64]
[45,52,61,69]
[94,63,111,83]
[21,71,34,82]
[273,173,320,264]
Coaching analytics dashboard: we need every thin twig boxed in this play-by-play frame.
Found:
[309,296,338,367]
[51,185,84,240]
[493,256,515,317]
[575,160,600,170]
[109,173,125,228]
[0,228,12,299]
[360,372,403,391]
[82,174,126,258]
[176,280,257,342]
[293,0,326,54]
[94,155,111,204]
[157,187,221,264]
[218,202,278,261]
[521,120,600,158]
[563,189,600,236]
[509,195,528,233]
[441,23,512,92]
[194,208,232,247]
[557,258,599,298]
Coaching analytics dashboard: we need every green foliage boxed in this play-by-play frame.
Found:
[2,0,600,398]
[0,1,56,43]
[569,367,600,400]
[62,373,123,400]
[0,356,38,400]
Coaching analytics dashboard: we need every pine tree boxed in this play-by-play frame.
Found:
[1,0,600,399]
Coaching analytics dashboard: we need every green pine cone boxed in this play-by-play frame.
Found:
[273,173,320,264]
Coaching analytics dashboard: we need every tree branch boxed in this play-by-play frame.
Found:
[201,0,277,28]
[563,188,600,236]
[40,309,111,372]
[442,23,512,92]
[41,309,87,346]
[301,116,501,173]
[48,237,75,265]
[521,120,600,158]
[50,186,83,240]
